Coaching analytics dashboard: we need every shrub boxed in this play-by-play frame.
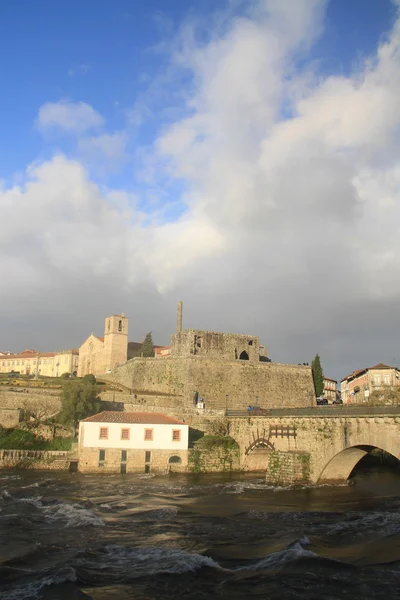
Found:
[60,372,70,380]
[82,374,96,385]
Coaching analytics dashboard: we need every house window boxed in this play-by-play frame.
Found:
[374,376,381,385]
[121,450,127,462]
[384,375,390,385]
[121,428,130,440]
[99,449,106,462]
[172,430,181,442]
[145,451,151,463]
[99,427,108,439]
[144,428,153,441]
[118,320,122,332]
[16,361,20,366]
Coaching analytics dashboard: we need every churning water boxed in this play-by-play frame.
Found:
[1,465,400,599]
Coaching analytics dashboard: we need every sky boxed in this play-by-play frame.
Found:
[1,0,400,381]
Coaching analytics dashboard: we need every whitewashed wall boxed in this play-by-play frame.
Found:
[79,421,189,450]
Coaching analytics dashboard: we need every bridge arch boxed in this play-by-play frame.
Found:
[318,444,400,484]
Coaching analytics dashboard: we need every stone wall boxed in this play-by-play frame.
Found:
[264,451,311,486]
[78,447,188,474]
[0,389,61,413]
[171,329,261,362]
[188,437,240,473]
[0,408,23,427]
[0,449,71,470]
[110,356,315,412]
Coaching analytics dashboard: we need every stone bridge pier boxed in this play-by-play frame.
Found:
[228,410,400,485]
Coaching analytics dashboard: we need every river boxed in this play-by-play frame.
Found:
[1,461,400,599]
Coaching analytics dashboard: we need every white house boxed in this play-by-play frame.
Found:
[78,411,189,473]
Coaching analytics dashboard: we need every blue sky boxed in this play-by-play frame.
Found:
[1,0,400,380]
[0,0,396,187]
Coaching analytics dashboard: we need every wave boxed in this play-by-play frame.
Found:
[324,511,400,539]
[17,496,104,528]
[0,566,77,600]
[74,545,222,582]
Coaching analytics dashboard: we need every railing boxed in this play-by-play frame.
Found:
[226,405,400,418]
[0,449,70,460]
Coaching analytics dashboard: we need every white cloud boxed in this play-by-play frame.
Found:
[68,64,91,77]
[3,0,400,378]
[77,132,128,171]
[36,100,104,134]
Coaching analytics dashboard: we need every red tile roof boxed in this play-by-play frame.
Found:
[95,336,104,342]
[81,411,185,425]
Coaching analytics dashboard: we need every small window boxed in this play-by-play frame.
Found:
[99,449,106,462]
[99,427,108,440]
[118,320,122,332]
[248,340,253,346]
[172,430,181,442]
[144,429,153,441]
[384,376,390,385]
[121,428,130,440]
[121,450,127,462]
[145,451,151,463]
[169,455,182,464]
[374,376,381,385]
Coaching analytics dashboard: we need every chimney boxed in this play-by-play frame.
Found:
[176,300,183,333]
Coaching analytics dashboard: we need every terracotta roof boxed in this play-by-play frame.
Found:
[95,336,104,342]
[341,363,399,382]
[81,411,185,425]
[368,362,395,371]
[0,349,79,360]
[323,376,337,383]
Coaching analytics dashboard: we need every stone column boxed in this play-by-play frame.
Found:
[176,300,183,333]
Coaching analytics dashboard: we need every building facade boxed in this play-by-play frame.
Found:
[323,377,337,402]
[341,363,400,403]
[78,411,189,473]
[78,314,129,377]
[0,349,79,376]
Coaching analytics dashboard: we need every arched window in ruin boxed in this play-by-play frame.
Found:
[118,320,122,332]
[239,351,249,360]
[169,455,182,464]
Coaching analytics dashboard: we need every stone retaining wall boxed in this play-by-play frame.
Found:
[0,449,72,470]
[78,447,188,474]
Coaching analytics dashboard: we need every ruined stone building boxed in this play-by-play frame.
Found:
[109,302,316,412]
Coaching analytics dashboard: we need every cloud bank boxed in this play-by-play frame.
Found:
[2,0,400,380]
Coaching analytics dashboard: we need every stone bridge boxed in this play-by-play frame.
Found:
[226,406,400,484]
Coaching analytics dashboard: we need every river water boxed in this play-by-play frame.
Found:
[1,463,400,599]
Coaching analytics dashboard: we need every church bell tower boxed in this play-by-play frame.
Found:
[103,314,128,371]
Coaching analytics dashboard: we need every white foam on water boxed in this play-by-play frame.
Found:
[325,511,400,538]
[2,489,12,499]
[76,545,223,579]
[241,541,318,571]
[0,566,77,600]
[17,497,105,528]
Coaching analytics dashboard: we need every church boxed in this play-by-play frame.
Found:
[78,314,142,377]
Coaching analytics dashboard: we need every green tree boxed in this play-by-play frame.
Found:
[311,354,324,397]
[141,332,155,357]
[59,381,101,431]
[82,373,96,385]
